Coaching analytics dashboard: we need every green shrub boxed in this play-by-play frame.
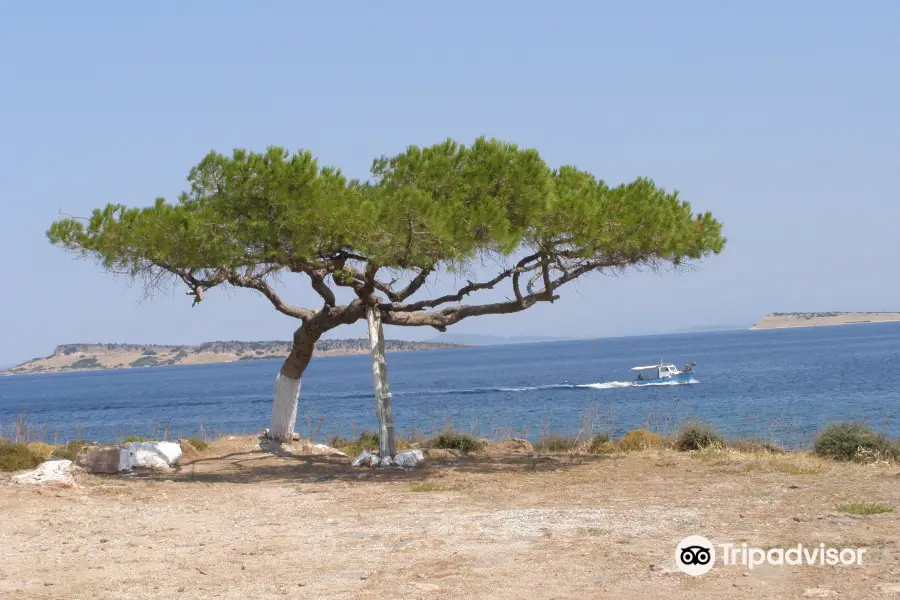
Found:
[123,435,153,443]
[425,430,484,453]
[0,442,44,471]
[53,440,89,461]
[26,442,56,460]
[533,435,580,453]
[129,356,159,368]
[587,432,616,454]
[836,502,893,515]
[676,422,724,451]
[727,438,785,454]
[71,357,101,369]
[619,429,661,451]
[813,423,899,462]
[331,431,410,457]
[184,437,209,451]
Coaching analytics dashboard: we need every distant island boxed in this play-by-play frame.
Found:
[2,339,467,375]
[752,312,900,330]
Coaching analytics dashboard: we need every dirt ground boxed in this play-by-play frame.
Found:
[1,437,898,599]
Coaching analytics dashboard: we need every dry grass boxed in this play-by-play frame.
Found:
[619,429,662,451]
[409,481,455,492]
[836,502,893,515]
[687,446,828,475]
[25,442,56,460]
[3,435,899,599]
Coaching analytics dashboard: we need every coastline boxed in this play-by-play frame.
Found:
[751,318,900,331]
[0,345,468,377]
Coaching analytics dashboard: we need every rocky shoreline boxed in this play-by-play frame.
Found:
[751,312,900,330]
[3,339,467,376]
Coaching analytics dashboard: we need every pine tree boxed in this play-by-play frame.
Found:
[49,137,726,448]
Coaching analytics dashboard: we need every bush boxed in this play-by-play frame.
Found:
[183,437,209,451]
[331,431,410,457]
[0,442,44,471]
[53,440,89,461]
[129,356,159,368]
[425,430,484,453]
[71,357,101,369]
[587,432,616,454]
[26,442,56,460]
[619,429,661,451]
[813,423,899,462]
[728,438,785,454]
[123,435,153,443]
[676,422,724,451]
[533,435,580,453]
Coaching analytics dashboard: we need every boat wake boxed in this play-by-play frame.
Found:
[499,378,698,392]
[307,379,700,403]
[580,378,699,389]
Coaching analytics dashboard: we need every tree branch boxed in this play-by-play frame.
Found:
[396,266,434,301]
[381,255,616,330]
[382,291,559,329]
[382,252,542,313]
[226,272,315,320]
[293,265,337,307]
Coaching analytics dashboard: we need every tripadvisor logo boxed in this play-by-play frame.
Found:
[676,536,716,576]
[675,536,867,576]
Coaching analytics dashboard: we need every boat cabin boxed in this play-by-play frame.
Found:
[631,363,680,380]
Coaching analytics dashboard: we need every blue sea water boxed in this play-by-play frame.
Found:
[1,323,898,447]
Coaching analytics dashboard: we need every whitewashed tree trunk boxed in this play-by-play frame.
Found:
[270,372,301,442]
[366,306,396,458]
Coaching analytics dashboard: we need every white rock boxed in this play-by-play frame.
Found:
[11,460,77,486]
[352,449,380,468]
[393,449,426,468]
[310,444,348,457]
[120,441,183,471]
[803,589,836,598]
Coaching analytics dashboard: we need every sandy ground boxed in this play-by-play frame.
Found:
[1,438,899,600]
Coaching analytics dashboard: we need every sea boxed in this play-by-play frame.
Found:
[1,323,898,448]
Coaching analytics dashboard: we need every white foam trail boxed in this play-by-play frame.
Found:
[578,378,699,390]
[489,378,699,394]
[577,381,633,389]
[639,378,699,387]
[498,384,575,392]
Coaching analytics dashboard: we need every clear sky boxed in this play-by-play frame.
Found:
[1,1,898,366]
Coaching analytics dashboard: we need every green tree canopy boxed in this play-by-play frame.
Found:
[49,137,725,374]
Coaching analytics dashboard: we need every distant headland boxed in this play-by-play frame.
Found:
[752,312,900,330]
[2,339,467,376]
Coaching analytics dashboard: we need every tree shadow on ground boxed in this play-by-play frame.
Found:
[120,449,615,486]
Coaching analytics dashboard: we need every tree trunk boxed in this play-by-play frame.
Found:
[270,373,301,442]
[268,322,322,442]
[366,306,396,458]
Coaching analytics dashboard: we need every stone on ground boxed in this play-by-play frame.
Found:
[425,448,464,460]
[309,443,348,457]
[11,459,78,486]
[393,449,426,468]
[120,441,183,471]
[76,446,122,474]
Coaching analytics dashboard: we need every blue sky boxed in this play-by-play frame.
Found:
[1,1,898,366]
